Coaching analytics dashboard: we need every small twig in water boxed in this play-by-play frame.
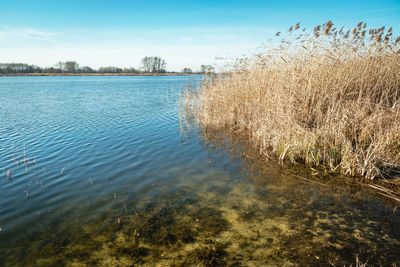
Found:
[88,177,94,185]
[291,173,328,187]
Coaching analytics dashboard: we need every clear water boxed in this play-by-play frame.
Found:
[0,76,399,266]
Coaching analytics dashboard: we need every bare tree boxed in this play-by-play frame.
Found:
[181,67,193,73]
[54,61,79,73]
[55,61,64,70]
[141,56,166,73]
[200,65,214,74]
[64,61,79,73]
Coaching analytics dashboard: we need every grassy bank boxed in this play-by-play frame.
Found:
[182,22,400,183]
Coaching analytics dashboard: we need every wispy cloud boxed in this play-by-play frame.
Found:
[0,24,267,71]
[0,26,61,44]
[9,27,53,38]
[343,6,400,16]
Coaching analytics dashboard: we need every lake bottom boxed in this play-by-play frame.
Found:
[3,165,400,266]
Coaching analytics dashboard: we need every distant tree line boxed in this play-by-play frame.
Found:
[0,58,215,74]
[0,63,42,73]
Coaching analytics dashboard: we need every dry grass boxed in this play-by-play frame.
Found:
[181,21,400,181]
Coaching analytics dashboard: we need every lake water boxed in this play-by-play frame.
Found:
[0,76,399,266]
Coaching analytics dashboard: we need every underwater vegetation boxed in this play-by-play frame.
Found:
[2,168,399,266]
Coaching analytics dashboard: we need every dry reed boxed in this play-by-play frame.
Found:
[181,21,400,181]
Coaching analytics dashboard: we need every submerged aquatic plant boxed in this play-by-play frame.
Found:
[184,242,227,266]
[181,21,400,181]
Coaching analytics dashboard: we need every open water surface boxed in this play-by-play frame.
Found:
[0,76,399,266]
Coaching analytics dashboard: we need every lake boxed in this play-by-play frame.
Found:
[0,76,399,266]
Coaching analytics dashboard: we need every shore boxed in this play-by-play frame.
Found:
[180,22,400,202]
[0,72,200,77]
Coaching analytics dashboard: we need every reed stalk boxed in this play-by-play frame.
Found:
[182,21,400,181]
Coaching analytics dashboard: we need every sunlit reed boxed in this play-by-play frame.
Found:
[181,21,400,181]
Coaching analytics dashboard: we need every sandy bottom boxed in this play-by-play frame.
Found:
[3,167,400,266]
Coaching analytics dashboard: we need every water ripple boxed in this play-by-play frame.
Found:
[0,76,202,235]
[2,76,398,266]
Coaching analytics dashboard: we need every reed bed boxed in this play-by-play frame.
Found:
[181,21,400,181]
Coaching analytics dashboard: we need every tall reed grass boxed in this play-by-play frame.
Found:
[181,21,400,180]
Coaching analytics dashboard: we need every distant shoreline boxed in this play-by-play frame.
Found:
[0,72,201,77]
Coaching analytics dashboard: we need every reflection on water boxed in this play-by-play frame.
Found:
[0,76,399,266]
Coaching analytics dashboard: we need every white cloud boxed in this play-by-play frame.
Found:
[9,27,53,38]
[0,26,271,71]
[2,26,56,38]
[343,6,400,16]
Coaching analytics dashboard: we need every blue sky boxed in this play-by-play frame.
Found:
[0,0,399,71]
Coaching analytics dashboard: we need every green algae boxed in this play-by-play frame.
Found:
[193,207,229,235]
[183,242,228,266]
[2,170,400,266]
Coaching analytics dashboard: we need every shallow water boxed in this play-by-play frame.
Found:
[0,76,399,266]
